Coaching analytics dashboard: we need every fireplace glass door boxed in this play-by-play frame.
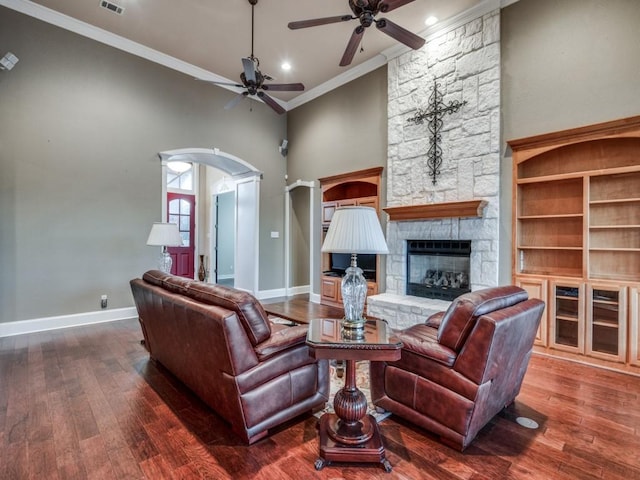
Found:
[406,240,471,301]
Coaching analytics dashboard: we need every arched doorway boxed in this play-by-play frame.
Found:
[158,148,262,294]
[284,180,316,298]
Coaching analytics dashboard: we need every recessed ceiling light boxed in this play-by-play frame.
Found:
[281,62,291,71]
[425,16,438,26]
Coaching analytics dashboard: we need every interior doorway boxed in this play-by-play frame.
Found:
[284,180,316,298]
[159,148,262,294]
[214,190,235,286]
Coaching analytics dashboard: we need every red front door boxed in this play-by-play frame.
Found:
[167,192,195,278]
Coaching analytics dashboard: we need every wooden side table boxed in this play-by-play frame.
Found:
[306,318,402,472]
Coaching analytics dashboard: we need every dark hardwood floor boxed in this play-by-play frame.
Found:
[2,296,640,479]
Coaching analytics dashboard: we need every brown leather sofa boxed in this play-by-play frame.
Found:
[370,286,545,451]
[130,270,330,444]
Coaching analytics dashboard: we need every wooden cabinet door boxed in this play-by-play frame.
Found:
[515,277,548,346]
[549,281,585,354]
[322,201,337,225]
[630,287,640,366]
[585,284,627,362]
[321,277,339,303]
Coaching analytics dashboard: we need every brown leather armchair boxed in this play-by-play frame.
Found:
[130,270,329,444]
[370,286,545,451]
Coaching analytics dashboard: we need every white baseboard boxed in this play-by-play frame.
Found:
[257,284,310,301]
[0,307,138,338]
[0,286,316,337]
[287,284,310,296]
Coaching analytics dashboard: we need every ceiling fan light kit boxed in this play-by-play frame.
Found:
[288,0,426,67]
[200,0,304,115]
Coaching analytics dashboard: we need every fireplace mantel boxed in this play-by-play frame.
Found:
[383,200,487,221]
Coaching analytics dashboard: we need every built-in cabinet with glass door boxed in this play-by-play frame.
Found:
[509,116,640,374]
[319,167,383,308]
[630,287,640,366]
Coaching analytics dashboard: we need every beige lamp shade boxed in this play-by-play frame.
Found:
[146,222,183,247]
[321,206,389,254]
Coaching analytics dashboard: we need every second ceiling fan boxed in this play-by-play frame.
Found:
[288,0,426,67]
[204,0,304,115]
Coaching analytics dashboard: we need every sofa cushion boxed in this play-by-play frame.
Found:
[437,286,528,352]
[141,270,272,346]
[182,281,272,346]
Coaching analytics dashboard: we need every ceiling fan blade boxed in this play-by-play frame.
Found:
[379,0,417,13]
[257,91,286,115]
[196,79,245,88]
[376,18,425,50]
[340,26,366,67]
[224,92,249,110]
[242,57,256,83]
[262,83,305,92]
[288,15,353,29]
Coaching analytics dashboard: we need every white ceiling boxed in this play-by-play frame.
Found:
[4,0,500,111]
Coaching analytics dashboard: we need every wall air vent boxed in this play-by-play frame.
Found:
[99,0,124,15]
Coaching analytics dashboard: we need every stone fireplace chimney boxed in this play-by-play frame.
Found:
[368,9,502,330]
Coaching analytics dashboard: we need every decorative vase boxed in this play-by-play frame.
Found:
[198,255,206,281]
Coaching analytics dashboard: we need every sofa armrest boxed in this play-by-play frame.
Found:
[396,324,456,367]
[425,311,445,328]
[254,324,308,362]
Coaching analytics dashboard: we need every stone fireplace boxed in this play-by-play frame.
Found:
[367,8,501,330]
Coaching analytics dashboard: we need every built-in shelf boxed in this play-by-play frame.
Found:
[383,200,487,221]
[510,115,640,373]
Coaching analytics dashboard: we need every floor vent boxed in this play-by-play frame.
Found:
[99,0,124,15]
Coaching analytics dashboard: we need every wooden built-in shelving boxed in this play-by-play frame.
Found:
[509,115,640,374]
[319,167,383,308]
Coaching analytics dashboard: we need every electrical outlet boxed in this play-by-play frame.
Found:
[101,295,108,309]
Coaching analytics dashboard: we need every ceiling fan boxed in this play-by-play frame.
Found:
[202,0,304,115]
[288,0,426,67]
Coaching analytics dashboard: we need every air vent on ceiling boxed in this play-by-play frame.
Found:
[99,0,124,15]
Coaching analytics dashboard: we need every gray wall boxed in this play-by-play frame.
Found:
[0,7,286,323]
[499,0,640,282]
[290,186,310,287]
[287,66,388,294]
[3,0,638,323]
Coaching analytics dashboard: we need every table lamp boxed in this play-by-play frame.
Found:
[146,222,183,273]
[321,206,389,331]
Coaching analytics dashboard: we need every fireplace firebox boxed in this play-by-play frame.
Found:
[406,240,471,301]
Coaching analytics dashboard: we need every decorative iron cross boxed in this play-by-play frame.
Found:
[407,80,467,184]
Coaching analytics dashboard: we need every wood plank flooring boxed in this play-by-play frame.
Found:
[2,298,640,479]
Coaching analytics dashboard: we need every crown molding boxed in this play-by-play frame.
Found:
[0,0,286,111]
[1,0,516,113]
[286,53,390,111]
